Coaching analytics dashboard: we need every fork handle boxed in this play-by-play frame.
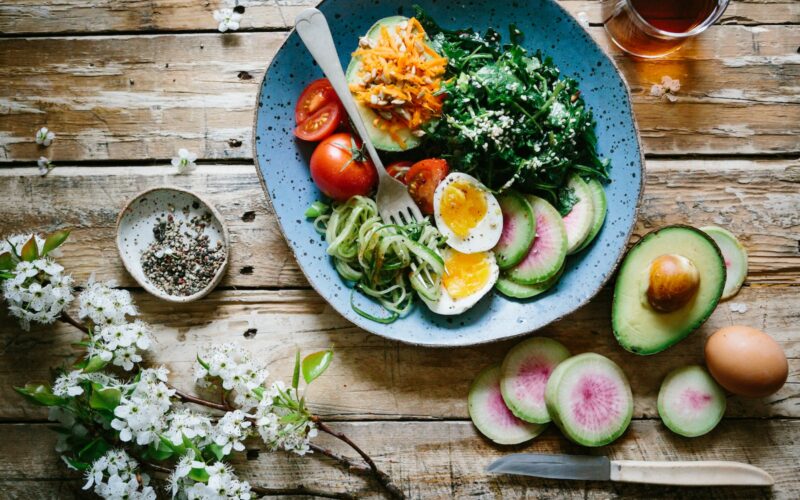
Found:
[294,8,387,174]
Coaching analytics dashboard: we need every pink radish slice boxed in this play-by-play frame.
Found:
[657,365,726,437]
[545,353,633,447]
[506,196,567,285]
[468,365,547,445]
[500,337,570,424]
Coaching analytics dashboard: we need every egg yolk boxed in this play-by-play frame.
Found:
[440,181,487,238]
[443,250,491,299]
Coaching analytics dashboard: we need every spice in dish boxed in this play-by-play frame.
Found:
[141,206,226,296]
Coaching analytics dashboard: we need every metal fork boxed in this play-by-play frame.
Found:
[295,8,423,226]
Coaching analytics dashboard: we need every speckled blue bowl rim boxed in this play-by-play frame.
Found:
[252,0,645,347]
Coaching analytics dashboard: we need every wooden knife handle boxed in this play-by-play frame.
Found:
[610,460,774,486]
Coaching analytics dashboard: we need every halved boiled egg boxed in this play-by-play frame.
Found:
[421,248,499,315]
[433,172,503,254]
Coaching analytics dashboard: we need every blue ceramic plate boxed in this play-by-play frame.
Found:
[254,0,643,347]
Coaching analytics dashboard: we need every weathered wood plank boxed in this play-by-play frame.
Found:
[1,26,798,161]
[0,0,795,35]
[1,420,799,499]
[1,285,797,421]
[0,160,797,288]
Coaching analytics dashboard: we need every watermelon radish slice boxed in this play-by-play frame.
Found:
[573,179,607,254]
[494,191,536,270]
[468,365,547,445]
[500,337,571,423]
[657,365,726,438]
[495,265,564,299]
[562,175,595,255]
[545,353,633,447]
[700,226,747,300]
[506,196,567,285]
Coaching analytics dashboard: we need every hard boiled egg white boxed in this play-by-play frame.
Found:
[421,248,499,315]
[433,172,503,254]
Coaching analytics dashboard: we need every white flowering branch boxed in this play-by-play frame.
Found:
[3,230,405,499]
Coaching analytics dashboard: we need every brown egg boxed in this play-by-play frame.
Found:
[647,254,700,312]
[705,325,788,398]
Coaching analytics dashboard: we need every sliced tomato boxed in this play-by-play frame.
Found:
[405,159,449,215]
[386,161,413,184]
[295,79,337,124]
[294,103,341,142]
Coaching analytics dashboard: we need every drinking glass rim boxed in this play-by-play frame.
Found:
[624,0,731,39]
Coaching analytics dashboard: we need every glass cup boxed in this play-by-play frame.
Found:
[602,0,730,58]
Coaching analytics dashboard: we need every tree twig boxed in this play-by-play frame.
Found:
[170,385,230,412]
[309,443,370,474]
[312,418,405,499]
[59,311,89,334]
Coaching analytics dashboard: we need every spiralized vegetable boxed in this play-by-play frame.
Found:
[311,196,446,323]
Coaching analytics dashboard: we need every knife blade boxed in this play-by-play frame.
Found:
[486,454,774,486]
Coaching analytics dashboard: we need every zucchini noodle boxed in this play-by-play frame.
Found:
[310,196,446,323]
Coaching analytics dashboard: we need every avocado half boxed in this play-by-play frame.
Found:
[612,225,726,355]
[345,16,422,152]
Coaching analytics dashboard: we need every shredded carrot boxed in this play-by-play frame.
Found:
[348,17,446,148]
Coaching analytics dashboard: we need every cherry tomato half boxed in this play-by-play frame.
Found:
[295,79,338,124]
[310,133,378,201]
[405,158,449,215]
[386,161,413,184]
[294,103,341,142]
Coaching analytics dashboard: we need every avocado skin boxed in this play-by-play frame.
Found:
[611,225,726,355]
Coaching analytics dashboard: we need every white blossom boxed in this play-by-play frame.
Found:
[213,9,242,33]
[164,409,214,447]
[253,381,316,456]
[729,302,748,313]
[195,343,268,410]
[2,257,74,330]
[211,409,252,455]
[53,370,86,397]
[88,320,153,371]
[84,449,156,500]
[172,148,198,174]
[38,156,54,176]
[174,460,252,499]
[651,75,681,102]
[78,278,137,327]
[661,75,681,93]
[35,127,55,146]
[111,367,175,446]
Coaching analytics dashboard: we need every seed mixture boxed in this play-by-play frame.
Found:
[141,205,226,296]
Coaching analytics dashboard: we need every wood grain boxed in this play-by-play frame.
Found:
[0,0,796,35]
[0,160,796,288]
[1,26,798,161]
[1,420,798,499]
[1,285,796,422]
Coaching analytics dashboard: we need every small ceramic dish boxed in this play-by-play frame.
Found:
[116,187,230,302]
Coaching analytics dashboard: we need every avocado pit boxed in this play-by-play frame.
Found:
[646,254,700,312]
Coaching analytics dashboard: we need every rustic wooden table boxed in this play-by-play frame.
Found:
[1,1,798,498]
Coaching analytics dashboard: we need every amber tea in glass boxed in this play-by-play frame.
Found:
[602,0,730,58]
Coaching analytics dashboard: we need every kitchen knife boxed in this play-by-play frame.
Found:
[486,454,774,486]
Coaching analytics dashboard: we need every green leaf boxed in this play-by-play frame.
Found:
[189,467,210,483]
[292,349,301,390]
[159,434,186,455]
[182,433,203,457]
[77,437,110,463]
[147,440,174,461]
[251,386,265,400]
[0,271,14,280]
[89,383,121,411]
[20,236,39,262]
[205,443,225,462]
[0,252,13,271]
[302,348,334,385]
[82,355,108,373]
[62,455,91,472]
[42,230,70,256]
[14,383,67,407]
[196,354,210,371]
